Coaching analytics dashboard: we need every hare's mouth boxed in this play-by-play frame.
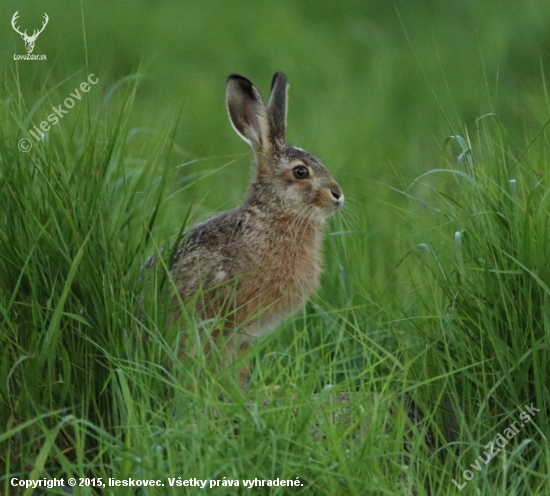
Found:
[332,192,345,209]
[311,188,345,215]
[326,190,345,212]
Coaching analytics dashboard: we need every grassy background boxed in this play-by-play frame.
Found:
[1,0,550,494]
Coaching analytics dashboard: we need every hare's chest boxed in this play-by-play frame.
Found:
[226,223,324,338]
[244,231,323,303]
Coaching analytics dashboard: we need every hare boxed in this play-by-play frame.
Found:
[168,72,343,378]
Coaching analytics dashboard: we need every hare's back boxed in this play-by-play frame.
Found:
[170,207,263,297]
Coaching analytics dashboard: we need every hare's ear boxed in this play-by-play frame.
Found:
[267,71,288,143]
[226,75,270,152]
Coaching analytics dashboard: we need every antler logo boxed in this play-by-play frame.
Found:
[11,11,49,54]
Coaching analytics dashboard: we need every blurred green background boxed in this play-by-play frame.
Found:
[4,0,550,216]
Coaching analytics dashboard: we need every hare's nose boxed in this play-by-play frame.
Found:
[331,186,344,206]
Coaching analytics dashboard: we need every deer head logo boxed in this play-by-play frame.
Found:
[11,11,49,54]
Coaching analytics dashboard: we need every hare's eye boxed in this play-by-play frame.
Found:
[292,165,310,179]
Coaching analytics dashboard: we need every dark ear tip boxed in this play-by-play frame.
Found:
[271,71,287,91]
[227,74,254,90]
[227,74,254,86]
[227,74,248,83]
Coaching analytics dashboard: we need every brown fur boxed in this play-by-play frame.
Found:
[168,73,344,376]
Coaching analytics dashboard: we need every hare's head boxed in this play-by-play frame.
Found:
[226,72,343,222]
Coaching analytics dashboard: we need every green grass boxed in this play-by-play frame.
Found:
[2,1,550,494]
